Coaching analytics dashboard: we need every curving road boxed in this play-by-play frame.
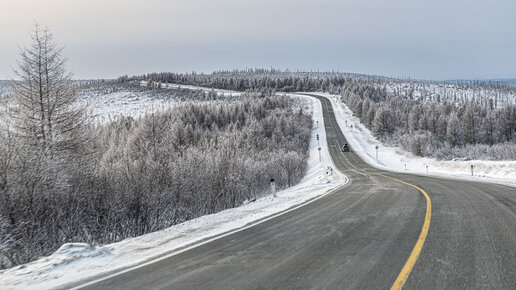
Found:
[73,95,516,289]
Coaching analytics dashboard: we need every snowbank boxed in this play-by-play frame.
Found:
[319,93,516,187]
[0,96,347,290]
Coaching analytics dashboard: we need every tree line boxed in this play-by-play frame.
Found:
[340,82,516,160]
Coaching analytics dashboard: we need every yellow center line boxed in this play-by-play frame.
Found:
[383,174,431,290]
[334,139,431,289]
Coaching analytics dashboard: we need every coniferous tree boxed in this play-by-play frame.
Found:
[10,25,89,157]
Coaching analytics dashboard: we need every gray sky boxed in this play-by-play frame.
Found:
[1,0,515,80]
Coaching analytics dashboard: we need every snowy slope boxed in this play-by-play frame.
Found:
[76,82,244,122]
[320,93,516,187]
[0,95,347,290]
[140,80,243,97]
[76,90,176,121]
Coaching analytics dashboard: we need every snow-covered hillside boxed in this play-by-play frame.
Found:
[1,81,239,122]
[76,82,216,121]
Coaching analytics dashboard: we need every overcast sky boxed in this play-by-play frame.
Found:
[1,0,515,80]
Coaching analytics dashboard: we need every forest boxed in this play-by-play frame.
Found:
[0,29,312,269]
[340,82,516,160]
[0,93,311,269]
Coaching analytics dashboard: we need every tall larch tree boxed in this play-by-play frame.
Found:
[10,24,88,158]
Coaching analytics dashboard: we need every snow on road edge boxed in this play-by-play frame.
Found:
[0,96,347,290]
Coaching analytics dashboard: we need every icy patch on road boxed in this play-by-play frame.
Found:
[316,93,516,187]
[0,95,347,290]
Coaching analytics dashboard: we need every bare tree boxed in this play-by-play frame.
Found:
[10,24,88,157]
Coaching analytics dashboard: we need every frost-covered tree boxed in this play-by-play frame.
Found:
[462,103,477,144]
[446,113,462,147]
[408,105,421,133]
[372,106,394,138]
[10,25,88,157]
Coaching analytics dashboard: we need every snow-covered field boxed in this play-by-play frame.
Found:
[0,96,347,290]
[140,80,243,97]
[1,81,238,123]
[77,89,176,121]
[76,82,245,122]
[320,93,516,187]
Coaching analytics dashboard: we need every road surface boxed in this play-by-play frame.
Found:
[74,94,516,289]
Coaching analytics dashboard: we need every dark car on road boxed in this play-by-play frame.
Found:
[342,144,349,152]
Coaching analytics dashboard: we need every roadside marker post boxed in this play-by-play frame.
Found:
[471,165,474,176]
[316,134,319,147]
[270,178,276,198]
[426,165,428,174]
[375,145,379,161]
[318,147,321,162]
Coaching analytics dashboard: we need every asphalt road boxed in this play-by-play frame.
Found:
[75,95,516,290]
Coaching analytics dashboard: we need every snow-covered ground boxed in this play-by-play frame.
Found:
[0,96,347,290]
[319,93,516,187]
[140,80,242,97]
[76,82,244,122]
[77,91,171,122]
[76,90,177,122]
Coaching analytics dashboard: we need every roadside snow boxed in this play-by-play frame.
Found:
[0,96,347,290]
[318,93,516,187]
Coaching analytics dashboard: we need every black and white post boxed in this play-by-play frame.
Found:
[318,147,321,162]
[471,165,474,176]
[317,133,319,147]
[375,145,379,161]
[270,178,276,198]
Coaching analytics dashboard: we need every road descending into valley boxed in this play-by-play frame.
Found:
[73,95,516,289]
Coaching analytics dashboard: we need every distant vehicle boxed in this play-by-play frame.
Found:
[342,144,349,152]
